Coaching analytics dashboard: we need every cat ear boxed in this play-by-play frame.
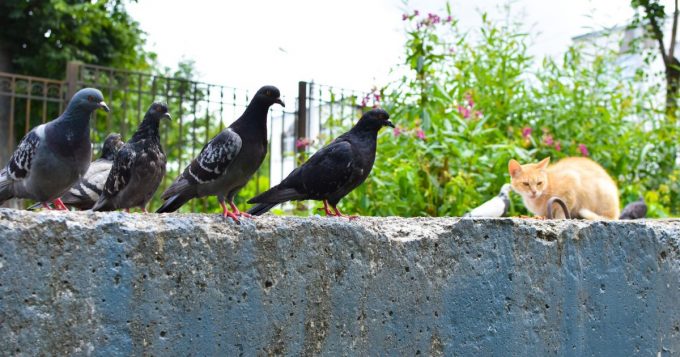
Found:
[508,159,522,177]
[537,157,550,169]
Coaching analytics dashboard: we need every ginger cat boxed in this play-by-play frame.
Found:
[508,157,620,220]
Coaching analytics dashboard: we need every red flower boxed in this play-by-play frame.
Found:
[393,127,402,137]
[578,143,589,156]
[522,127,532,138]
[457,104,470,119]
[543,134,554,146]
[295,138,310,149]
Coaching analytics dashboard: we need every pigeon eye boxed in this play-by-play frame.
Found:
[266,90,272,96]
[87,95,94,102]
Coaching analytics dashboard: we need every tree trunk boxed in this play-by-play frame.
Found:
[0,46,11,164]
[666,58,680,122]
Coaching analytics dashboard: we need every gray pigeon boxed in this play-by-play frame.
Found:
[464,184,512,217]
[247,108,394,218]
[92,103,170,212]
[156,86,284,221]
[61,133,124,210]
[619,197,647,219]
[0,88,109,209]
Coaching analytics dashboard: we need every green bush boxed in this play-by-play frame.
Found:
[334,7,678,217]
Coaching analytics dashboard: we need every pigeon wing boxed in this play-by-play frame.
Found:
[184,129,242,185]
[6,130,41,181]
[102,146,136,198]
[293,139,354,197]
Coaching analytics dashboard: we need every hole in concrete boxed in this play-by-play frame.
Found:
[160,331,167,337]
[265,281,273,288]
[404,266,410,272]
[37,261,42,267]
[350,253,354,259]
[508,273,513,281]
[660,251,668,260]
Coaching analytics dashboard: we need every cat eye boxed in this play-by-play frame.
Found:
[523,182,530,187]
[537,182,543,186]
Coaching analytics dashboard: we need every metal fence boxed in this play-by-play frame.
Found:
[0,61,370,211]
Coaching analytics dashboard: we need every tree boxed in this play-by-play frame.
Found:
[0,0,153,78]
[631,0,680,121]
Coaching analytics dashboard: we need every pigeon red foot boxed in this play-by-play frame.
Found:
[220,202,241,223]
[53,198,68,211]
[229,201,252,218]
[318,200,357,220]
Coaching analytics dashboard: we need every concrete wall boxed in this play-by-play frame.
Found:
[0,209,678,356]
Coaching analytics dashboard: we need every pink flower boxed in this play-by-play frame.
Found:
[373,93,381,102]
[555,141,561,152]
[402,13,409,21]
[457,104,470,119]
[578,143,589,156]
[295,137,310,149]
[360,98,367,107]
[393,127,402,137]
[445,15,453,22]
[416,129,426,140]
[522,127,532,138]
[474,110,483,118]
[427,13,441,24]
[449,47,455,54]
[414,10,419,16]
[543,134,554,146]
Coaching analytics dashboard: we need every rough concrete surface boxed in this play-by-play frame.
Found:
[0,208,678,356]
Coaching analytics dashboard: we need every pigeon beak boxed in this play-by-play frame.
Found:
[98,102,110,112]
[385,120,395,128]
[162,112,172,120]
[275,98,285,107]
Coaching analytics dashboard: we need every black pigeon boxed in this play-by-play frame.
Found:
[464,184,511,217]
[619,197,647,220]
[0,88,109,209]
[156,86,284,221]
[92,103,170,212]
[61,133,124,210]
[247,108,394,218]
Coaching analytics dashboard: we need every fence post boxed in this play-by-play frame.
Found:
[295,81,308,156]
[65,61,82,102]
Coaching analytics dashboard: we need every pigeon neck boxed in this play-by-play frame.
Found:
[130,117,161,143]
[231,100,270,135]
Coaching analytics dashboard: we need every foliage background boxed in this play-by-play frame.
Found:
[330,6,678,218]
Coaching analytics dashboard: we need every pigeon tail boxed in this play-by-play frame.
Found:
[247,187,303,204]
[156,193,192,213]
[91,197,116,212]
[0,173,13,204]
[247,202,279,216]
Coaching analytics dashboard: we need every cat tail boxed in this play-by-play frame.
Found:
[578,208,614,220]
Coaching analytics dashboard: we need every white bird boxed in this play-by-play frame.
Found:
[464,184,511,217]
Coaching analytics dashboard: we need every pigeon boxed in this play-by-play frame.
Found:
[156,86,284,221]
[619,197,647,219]
[92,103,170,212]
[0,88,109,209]
[464,184,512,217]
[61,133,125,209]
[247,108,394,218]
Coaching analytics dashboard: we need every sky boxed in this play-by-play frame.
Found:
[127,0,661,95]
